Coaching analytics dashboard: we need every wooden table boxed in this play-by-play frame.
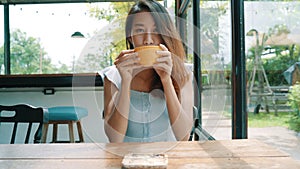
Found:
[0,139,299,169]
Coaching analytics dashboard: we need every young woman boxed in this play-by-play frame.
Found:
[103,0,193,142]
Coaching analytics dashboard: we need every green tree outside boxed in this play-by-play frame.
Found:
[76,2,133,72]
[0,29,71,74]
[247,24,300,86]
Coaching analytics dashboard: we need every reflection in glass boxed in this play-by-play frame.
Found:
[186,1,232,140]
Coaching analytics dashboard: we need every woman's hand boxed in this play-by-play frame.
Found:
[114,49,141,82]
[153,44,173,82]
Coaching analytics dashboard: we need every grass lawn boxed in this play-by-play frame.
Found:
[248,112,292,128]
[223,109,300,132]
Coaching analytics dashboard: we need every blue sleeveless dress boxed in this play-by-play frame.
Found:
[102,66,176,142]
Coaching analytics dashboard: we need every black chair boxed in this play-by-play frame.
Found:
[0,104,44,144]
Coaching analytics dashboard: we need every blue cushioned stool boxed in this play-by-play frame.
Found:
[41,106,88,143]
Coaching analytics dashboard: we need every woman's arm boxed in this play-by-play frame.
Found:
[104,50,140,143]
[103,76,131,142]
[161,73,194,141]
[154,44,194,140]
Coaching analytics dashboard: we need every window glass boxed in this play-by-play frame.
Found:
[6,1,169,75]
[245,1,300,140]
[187,1,232,140]
[0,5,4,74]
[8,3,109,74]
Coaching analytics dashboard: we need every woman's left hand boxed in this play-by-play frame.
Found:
[153,44,173,81]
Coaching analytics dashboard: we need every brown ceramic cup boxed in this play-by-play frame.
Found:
[134,45,162,66]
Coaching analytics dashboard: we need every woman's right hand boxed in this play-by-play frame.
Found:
[114,49,140,82]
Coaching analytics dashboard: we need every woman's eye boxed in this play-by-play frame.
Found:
[134,29,144,34]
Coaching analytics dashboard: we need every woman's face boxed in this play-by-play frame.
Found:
[130,12,163,48]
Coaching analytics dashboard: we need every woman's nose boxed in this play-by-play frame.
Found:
[143,33,154,45]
